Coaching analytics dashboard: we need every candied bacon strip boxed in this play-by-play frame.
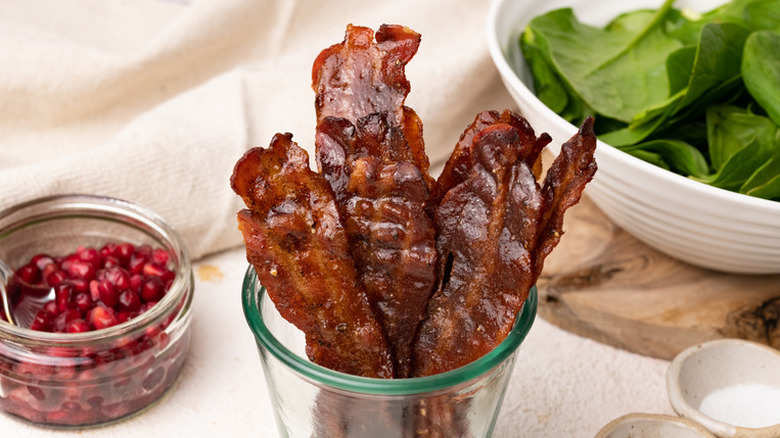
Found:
[412,117,596,377]
[312,24,420,131]
[231,133,394,378]
[312,24,432,189]
[316,113,433,202]
[315,115,438,378]
[412,122,547,377]
[312,24,438,376]
[343,156,437,378]
[533,117,597,277]
[432,109,551,207]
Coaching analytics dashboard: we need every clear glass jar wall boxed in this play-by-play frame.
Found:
[0,195,193,427]
[243,266,537,437]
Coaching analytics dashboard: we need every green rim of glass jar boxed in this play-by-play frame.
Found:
[0,194,193,346]
[242,264,537,395]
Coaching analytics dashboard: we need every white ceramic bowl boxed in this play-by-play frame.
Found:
[487,0,780,274]
[595,413,715,438]
[667,339,780,437]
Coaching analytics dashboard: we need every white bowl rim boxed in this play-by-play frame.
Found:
[666,338,780,437]
[485,0,780,216]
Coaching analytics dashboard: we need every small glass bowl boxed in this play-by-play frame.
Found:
[0,194,193,428]
[242,265,537,437]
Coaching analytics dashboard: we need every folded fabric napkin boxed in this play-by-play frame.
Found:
[0,0,515,260]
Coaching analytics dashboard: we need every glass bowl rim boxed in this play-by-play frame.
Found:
[242,264,537,395]
[0,194,193,344]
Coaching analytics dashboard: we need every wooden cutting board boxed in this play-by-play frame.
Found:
[537,194,780,360]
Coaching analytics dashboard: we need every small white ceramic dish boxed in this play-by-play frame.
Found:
[667,339,780,437]
[596,413,716,438]
[486,0,780,274]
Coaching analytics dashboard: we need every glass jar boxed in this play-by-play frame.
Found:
[0,194,193,427]
[242,265,537,438]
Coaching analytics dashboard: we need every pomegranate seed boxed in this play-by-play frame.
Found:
[77,247,100,269]
[45,410,70,423]
[42,300,58,315]
[161,269,175,284]
[89,280,100,301]
[97,280,118,307]
[88,306,118,330]
[118,290,141,312]
[104,266,131,290]
[128,254,147,275]
[150,248,170,267]
[65,318,90,333]
[116,310,137,324]
[59,253,80,274]
[27,386,46,401]
[68,277,89,293]
[86,395,104,407]
[15,263,41,285]
[129,274,143,292]
[73,292,93,314]
[41,262,60,280]
[30,309,53,331]
[45,270,67,287]
[142,263,166,278]
[31,254,56,271]
[99,242,117,258]
[116,243,135,263]
[68,261,96,282]
[55,283,74,313]
[53,310,81,332]
[140,277,164,302]
[102,255,121,268]
[157,332,171,350]
[61,401,82,412]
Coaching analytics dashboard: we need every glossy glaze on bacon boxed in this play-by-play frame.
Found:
[312,24,437,377]
[412,122,547,376]
[313,24,433,199]
[431,109,551,207]
[412,118,596,376]
[231,133,394,378]
[343,157,437,377]
[534,117,598,278]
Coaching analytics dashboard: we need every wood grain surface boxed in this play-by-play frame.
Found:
[537,193,780,360]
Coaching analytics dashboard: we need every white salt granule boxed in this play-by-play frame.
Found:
[698,383,780,428]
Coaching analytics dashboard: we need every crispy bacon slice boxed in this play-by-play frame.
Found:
[313,24,433,190]
[312,24,438,376]
[231,133,394,378]
[412,116,596,377]
[432,109,551,207]
[534,117,597,277]
[312,24,419,131]
[412,122,547,376]
[343,157,437,377]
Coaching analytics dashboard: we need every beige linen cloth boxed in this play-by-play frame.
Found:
[0,0,514,260]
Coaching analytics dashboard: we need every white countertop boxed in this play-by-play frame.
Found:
[1,247,674,437]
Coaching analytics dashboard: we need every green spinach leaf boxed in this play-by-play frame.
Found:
[620,139,709,177]
[742,30,780,125]
[524,1,682,123]
[697,105,779,192]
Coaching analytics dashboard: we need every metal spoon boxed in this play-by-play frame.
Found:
[0,259,55,328]
[0,259,14,325]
